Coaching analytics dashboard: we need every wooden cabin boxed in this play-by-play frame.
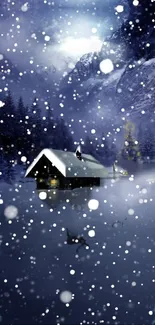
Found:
[25,148,109,190]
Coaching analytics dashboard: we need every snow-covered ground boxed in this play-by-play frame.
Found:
[1,168,155,324]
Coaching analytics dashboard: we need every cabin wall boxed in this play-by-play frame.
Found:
[68,177,100,189]
[37,176,100,190]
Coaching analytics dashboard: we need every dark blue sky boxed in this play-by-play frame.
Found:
[0,0,129,104]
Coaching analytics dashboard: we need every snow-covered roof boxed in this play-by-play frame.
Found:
[25,148,108,178]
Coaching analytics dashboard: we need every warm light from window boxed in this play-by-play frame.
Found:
[50,179,59,187]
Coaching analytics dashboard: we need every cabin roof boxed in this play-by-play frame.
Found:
[25,148,108,178]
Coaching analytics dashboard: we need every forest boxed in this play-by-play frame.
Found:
[0,91,155,184]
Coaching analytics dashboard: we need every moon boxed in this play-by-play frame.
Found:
[60,36,102,57]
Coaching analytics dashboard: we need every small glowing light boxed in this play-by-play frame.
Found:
[60,36,102,57]
[50,179,58,187]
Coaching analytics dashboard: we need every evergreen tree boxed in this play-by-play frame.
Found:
[121,129,139,161]
[31,98,43,156]
[84,135,105,163]
[0,152,15,184]
[109,142,117,165]
[0,91,16,161]
[84,136,95,155]
[138,126,155,160]
[53,118,74,151]
[97,133,111,164]
[44,103,54,147]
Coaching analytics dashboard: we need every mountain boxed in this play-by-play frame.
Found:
[58,0,155,137]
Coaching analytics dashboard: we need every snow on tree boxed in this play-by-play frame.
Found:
[120,122,140,162]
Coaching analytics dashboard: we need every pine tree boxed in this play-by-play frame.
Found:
[121,129,139,161]
[84,136,95,155]
[138,126,155,160]
[110,142,117,165]
[1,91,16,160]
[44,103,54,147]
[96,133,111,164]
[31,98,43,156]
[53,118,74,151]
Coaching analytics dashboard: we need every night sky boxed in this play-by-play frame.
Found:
[0,0,128,104]
[1,0,155,324]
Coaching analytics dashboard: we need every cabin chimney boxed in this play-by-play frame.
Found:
[76,145,82,160]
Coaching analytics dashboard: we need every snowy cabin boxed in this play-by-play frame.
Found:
[25,147,109,190]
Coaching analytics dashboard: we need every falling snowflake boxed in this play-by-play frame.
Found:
[91,129,96,134]
[21,156,27,162]
[44,35,50,42]
[133,0,139,6]
[70,270,75,275]
[141,188,147,194]
[115,5,124,13]
[88,229,95,237]
[126,241,131,247]
[128,208,134,216]
[0,101,5,108]
[60,291,72,303]
[148,311,153,316]
[4,205,18,220]
[92,28,97,34]
[99,59,114,74]
[39,192,47,200]
[88,199,99,210]
[21,2,29,12]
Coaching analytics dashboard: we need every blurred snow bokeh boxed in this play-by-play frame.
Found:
[60,290,72,304]
[4,205,18,220]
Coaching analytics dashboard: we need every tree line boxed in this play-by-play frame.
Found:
[0,92,117,181]
[0,91,154,183]
[0,92,76,182]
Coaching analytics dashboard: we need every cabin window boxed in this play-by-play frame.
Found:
[49,178,59,188]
